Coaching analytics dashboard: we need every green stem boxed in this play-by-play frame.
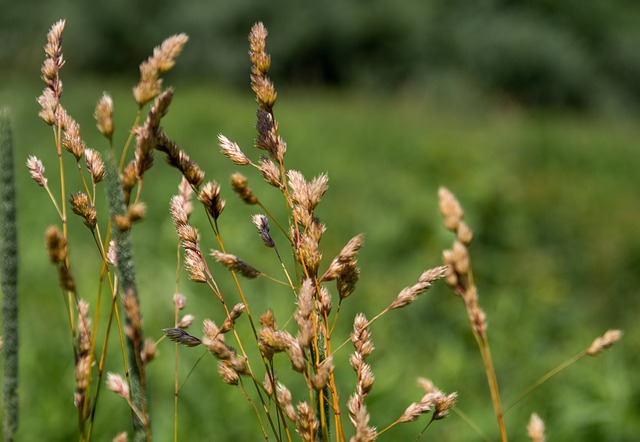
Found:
[504,350,586,414]
[105,152,150,441]
[477,336,507,442]
[1,108,19,441]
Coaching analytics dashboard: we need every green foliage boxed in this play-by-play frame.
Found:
[3,1,640,109]
[3,73,637,440]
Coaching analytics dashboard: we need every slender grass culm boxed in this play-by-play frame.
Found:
[1,108,19,442]
[25,19,623,441]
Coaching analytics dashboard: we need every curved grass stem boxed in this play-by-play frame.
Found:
[504,350,586,414]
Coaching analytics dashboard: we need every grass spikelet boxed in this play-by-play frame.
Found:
[198,181,225,221]
[586,329,623,356]
[211,250,261,279]
[95,92,114,140]
[133,34,188,106]
[163,328,202,347]
[231,173,258,205]
[527,413,546,442]
[26,155,47,187]
[219,134,251,165]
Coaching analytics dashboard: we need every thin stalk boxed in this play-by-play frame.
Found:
[238,378,270,440]
[177,349,208,392]
[451,407,491,442]
[504,350,585,414]
[256,199,290,241]
[321,316,345,442]
[188,213,283,439]
[119,110,142,172]
[86,281,119,442]
[173,243,181,442]
[52,123,79,365]
[457,278,507,442]
[42,181,63,219]
[477,337,507,442]
[85,222,115,430]
[414,417,435,441]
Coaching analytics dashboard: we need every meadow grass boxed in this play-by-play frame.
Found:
[0,21,636,441]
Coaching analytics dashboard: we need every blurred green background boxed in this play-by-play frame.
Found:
[1,1,639,441]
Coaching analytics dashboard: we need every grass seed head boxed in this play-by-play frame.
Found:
[44,20,65,61]
[69,191,90,219]
[417,377,438,394]
[219,134,251,165]
[122,288,142,340]
[321,233,365,281]
[211,250,261,279]
[133,34,188,106]
[40,58,57,86]
[41,19,65,101]
[106,373,129,400]
[318,285,332,315]
[85,148,106,183]
[231,173,258,205]
[173,292,187,310]
[163,328,202,347]
[95,92,114,140]
[259,156,282,188]
[170,195,190,227]
[255,108,278,153]
[141,338,158,364]
[184,248,207,283]
[275,383,297,422]
[249,22,269,73]
[154,34,189,73]
[337,261,360,299]
[202,319,220,341]
[308,173,329,210]
[289,340,306,373]
[295,402,319,442]
[44,224,67,263]
[37,88,57,125]
[348,399,377,442]
[62,117,86,161]
[218,361,240,385]
[438,186,463,231]
[75,354,90,392]
[177,314,195,329]
[127,202,147,223]
[311,356,334,390]
[586,329,623,356]
[27,155,47,187]
[77,299,91,356]
[452,240,470,275]
[252,214,275,247]
[112,432,128,442]
[433,392,458,420]
[457,220,473,244]
[198,181,225,221]
[527,413,546,442]
[398,399,433,424]
[106,240,117,266]
[220,303,245,333]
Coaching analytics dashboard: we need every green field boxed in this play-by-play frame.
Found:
[1,75,638,441]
